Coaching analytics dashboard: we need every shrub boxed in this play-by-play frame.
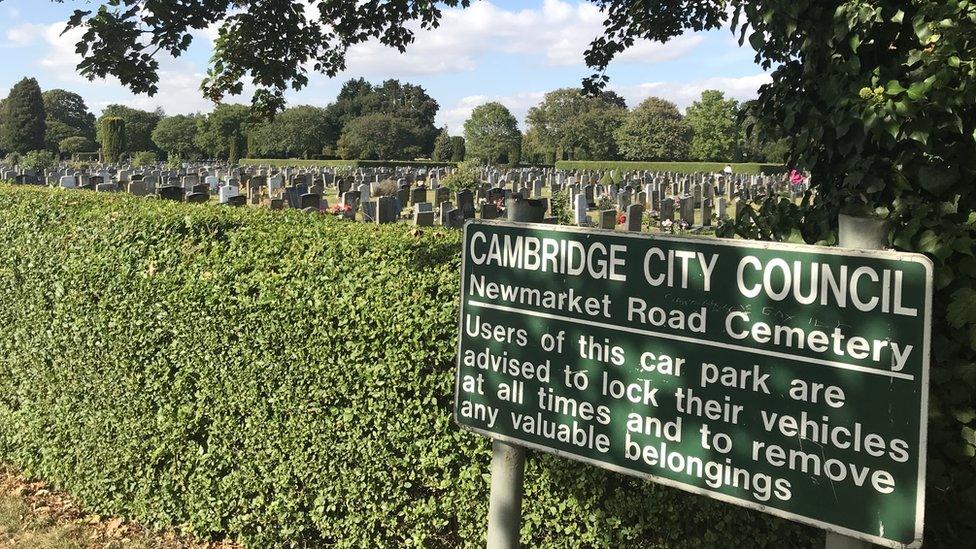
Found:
[372,179,399,197]
[0,185,817,547]
[19,150,56,172]
[440,161,481,194]
[551,186,573,225]
[3,152,22,167]
[131,151,158,168]
[58,136,97,156]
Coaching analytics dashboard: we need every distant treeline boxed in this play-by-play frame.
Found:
[0,77,789,167]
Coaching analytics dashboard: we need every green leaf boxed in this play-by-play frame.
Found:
[947,288,976,328]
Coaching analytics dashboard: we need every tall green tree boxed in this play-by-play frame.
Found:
[615,97,691,161]
[431,128,454,162]
[336,113,424,160]
[151,114,202,159]
[685,89,739,161]
[97,105,162,154]
[526,88,626,161]
[449,136,465,163]
[195,103,251,159]
[463,102,521,165]
[248,105,335,159]
[327,78,439,154]
[42,89,96,152]
[100,117,126,163]
[1,78,46,154]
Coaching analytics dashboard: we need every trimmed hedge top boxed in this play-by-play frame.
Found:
[554,160,784,175]
[239,158,459,169]
[0,185,815,547]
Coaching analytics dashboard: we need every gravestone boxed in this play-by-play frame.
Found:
[127,181,149,196]
[375,196,397,224]
[414,210,435,226]
[225,195,246,207]
[362,201,376,222]
[59,176,76,189]
[158,185,183,201]
[456,190,476,220]
[480,203,499,220]
[625,204,643,232]
[218,184,239,204]
[410,186,427,205]
[573,194,588,226]
[659,197,674,222]
[186,192,209,204]
[679,195,695,225]
[299,193,321,210]
[598,210,616,230]
[415,202,433,213]
[505,197,546,223]
[96,182,118,193]
[716,197,728,220]
[434,186,450,206]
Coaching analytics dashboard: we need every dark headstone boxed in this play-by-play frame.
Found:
[158,185,183,201]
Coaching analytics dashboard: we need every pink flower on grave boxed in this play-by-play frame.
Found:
[790,169,805,185]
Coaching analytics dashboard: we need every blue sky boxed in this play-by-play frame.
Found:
[0,0,768,133]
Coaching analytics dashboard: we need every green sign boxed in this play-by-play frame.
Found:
[454,221,931,548]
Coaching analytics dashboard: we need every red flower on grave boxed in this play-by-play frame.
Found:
[617,213,626,225]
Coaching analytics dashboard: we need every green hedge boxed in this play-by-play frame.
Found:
[0,185,816,547]
[555,160,784,175]
[239,158,458,169]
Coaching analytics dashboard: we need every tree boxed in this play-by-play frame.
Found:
[562,107,625,161]
[336,113,424,160]
[97,105,162,154]
[463,102,521,165]
[615,97,691,161]
[195,103,252,159]
[58,136,97,157]
[450,136,465,162]
[100,117,126,163]
[227,131,246,164]
[1,78,46,154]
[581,3,976,545]
[42,89,96,151]
[247,105,335,159]
[20,150,56,172]
[685,90,738,161]
[327,78,439,154]
[57,2,466,114]
[525,88,626,161]
[152,115,202,159]
[431,129,454,162]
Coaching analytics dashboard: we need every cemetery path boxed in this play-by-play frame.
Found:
[0,464,239,549]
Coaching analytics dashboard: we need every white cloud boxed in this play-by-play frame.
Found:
[341,0,703,77]
[437,91,546,134]
[5,22,44,46]
[612,73,772,111]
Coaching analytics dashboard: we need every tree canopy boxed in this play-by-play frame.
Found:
[614,97,691,162]
[194,103,251,160]
[97,105,162,154]
[151,114,202,159]
[337,113,425,160]
[685,89,738,162]
[247,105,335,159]
[525,88,626,162]
[42,89,96,152]
[1,78,46,154]
[463,102,521,165]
